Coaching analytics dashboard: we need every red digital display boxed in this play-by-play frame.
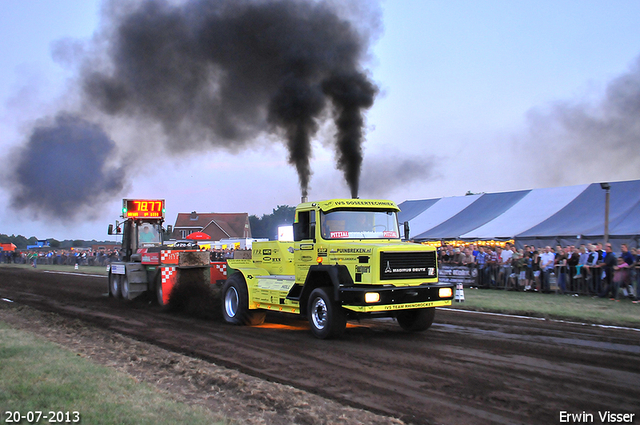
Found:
[123,199,165,219]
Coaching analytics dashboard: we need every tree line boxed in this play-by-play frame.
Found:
[0,234,109,250]
[248,205,296,240]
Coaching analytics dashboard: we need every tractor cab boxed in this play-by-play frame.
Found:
[108,199,169,261]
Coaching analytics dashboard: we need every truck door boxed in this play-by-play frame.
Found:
[293,209,317,284]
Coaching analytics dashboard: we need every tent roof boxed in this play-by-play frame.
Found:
[414,190,529,240]
[517,180,640,238]
[460,184,589,240]
[397,199,439,223]
[408,194,481,238]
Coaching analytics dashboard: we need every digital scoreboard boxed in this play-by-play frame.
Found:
[122,199,165,219]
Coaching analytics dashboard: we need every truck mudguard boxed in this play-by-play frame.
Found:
[297,264,353,315]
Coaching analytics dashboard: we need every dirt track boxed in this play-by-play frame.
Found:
[1,267,639,425]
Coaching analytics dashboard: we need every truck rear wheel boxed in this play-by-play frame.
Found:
[222,273,266,326]
[307,287,346,339]
[396,307,435,332]
[109,273,121,299]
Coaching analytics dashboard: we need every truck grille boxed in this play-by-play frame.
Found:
[379,251,437,280]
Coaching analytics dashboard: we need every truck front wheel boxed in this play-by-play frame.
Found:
[222,273,266,326]
[307,287,346,339]
[396,307,435,332]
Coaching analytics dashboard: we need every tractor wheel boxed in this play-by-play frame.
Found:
[155,274,166,307]
[222,273,266,326]
[307,287,346,339]
[109,272,121,299]
[121,275,130,299]
[396,307,435,332]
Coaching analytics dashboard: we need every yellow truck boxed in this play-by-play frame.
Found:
[223,199,454,338]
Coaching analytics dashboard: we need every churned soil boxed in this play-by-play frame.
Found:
[0,302,400,425]
[1,267,639,425]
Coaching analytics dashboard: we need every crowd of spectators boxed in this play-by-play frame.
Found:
[1,247,250,266]
[437,242,639,302]
[0,249,119,267]
[7,242,637,302]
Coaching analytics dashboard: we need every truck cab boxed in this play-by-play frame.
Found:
[224,199,454,339]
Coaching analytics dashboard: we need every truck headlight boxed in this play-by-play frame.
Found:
[439,287,453,298]
[364,292,380,303]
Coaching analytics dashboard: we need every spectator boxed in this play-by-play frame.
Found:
[487,247,499,287]
[460,247,474,265]
[584,244,600,294]
[475,246,487,287]
[451,247,463,265]
[555,247,568,294]
[620,243,634,265]
[597,243,617,299]
[611,257,631,301]
[508,249,525,290]
[566,245,580,291]
[540,246,555,293]
[530,248,541,291]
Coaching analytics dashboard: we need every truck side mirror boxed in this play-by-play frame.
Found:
[108,224,114,235]
[403,221,410,241]
[166,225,173,234]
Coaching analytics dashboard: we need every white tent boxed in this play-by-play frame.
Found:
[459,184,589,240]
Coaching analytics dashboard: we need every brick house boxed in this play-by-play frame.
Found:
[172,211,251,240]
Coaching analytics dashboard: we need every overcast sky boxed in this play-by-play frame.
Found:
[2,0,640,242]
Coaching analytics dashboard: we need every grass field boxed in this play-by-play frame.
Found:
[0,322,226,425]
[0,263,109,276]
[449,287,640,327]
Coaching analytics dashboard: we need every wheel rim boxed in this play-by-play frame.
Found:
[311,297,328,330]
[225,287,239,318]
[111,275,119,294]
[122,276,129,298]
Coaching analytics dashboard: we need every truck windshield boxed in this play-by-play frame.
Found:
[320,210,400,240]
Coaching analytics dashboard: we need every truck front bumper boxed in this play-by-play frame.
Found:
[338,284,454,312]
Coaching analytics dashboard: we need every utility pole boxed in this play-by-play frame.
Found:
[600,183,611,244]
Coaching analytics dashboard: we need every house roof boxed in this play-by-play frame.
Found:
[174,212,251,240]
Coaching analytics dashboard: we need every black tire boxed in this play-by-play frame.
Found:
[307,287,346,339]
[121,275,130,299]
[156,274,166,307]
[109,272,121,299]
[396,307,435,332]
[222,273,266,326]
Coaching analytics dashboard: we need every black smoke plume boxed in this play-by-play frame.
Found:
[83,0,378,198]
[8,113,126,219]
[521,55,640,186]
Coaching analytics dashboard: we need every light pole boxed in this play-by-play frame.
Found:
[600,183,611,244]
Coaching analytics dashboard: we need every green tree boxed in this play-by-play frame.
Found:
[47,239,61,248]
[249,205,296,239]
